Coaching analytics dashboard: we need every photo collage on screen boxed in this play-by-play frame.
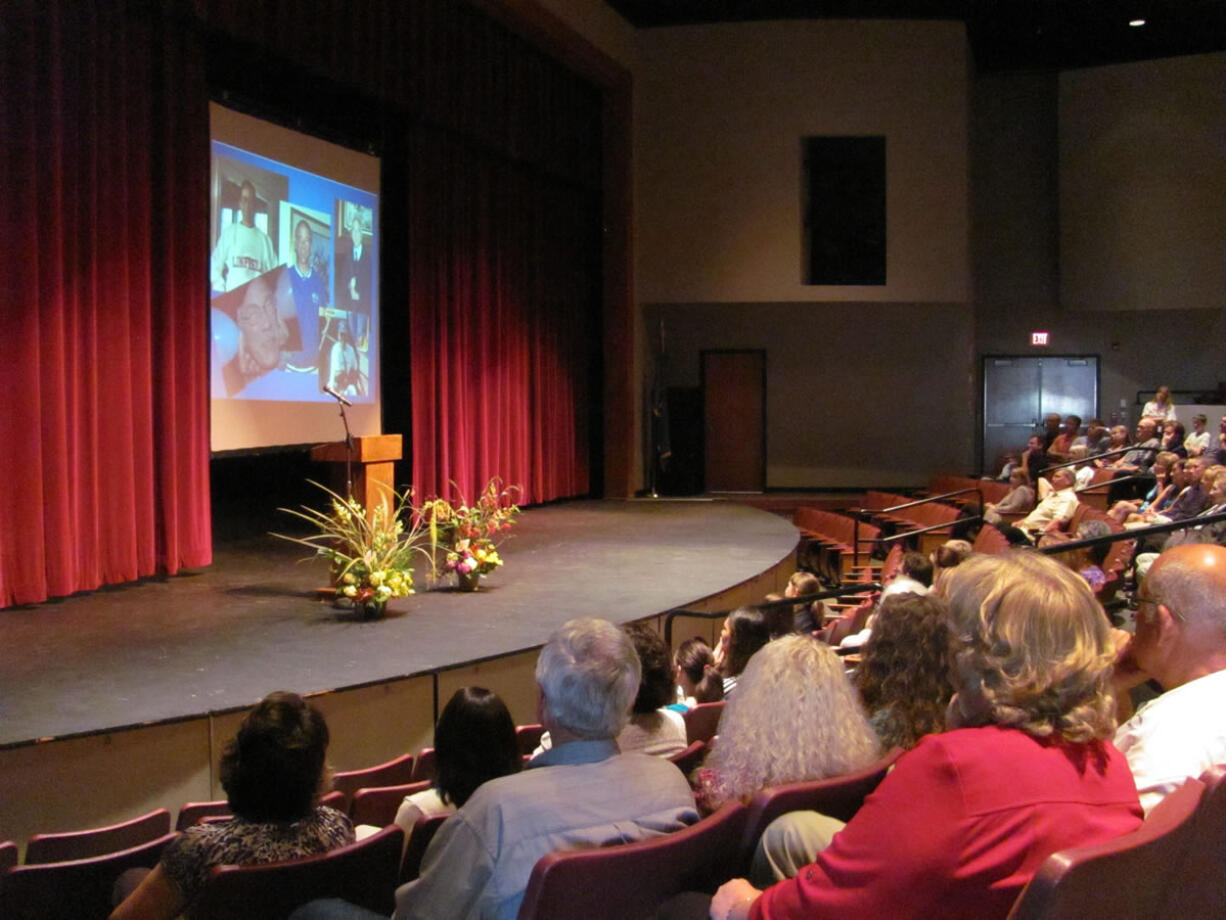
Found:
[209,144,376,403]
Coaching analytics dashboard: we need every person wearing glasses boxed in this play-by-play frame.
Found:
[1112,543,1226,814]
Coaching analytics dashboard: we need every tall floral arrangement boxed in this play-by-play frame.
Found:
[273,482,431,616]
[418,479,521,587]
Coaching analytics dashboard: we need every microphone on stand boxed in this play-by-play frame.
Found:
[324,384,353,407]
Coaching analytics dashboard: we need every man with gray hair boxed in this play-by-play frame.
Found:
[292,618,697,920]
[1112,544,1226,814]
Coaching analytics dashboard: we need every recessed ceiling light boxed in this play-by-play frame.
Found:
[1129,18,1146,27]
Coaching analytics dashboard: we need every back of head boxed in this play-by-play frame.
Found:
[675,637,723,704]
[705,635,878,803]
[434,687,521,807]
[788,571,820,597]
[900,551,934,588]
[857,594,954,749]
[221,691,330,822]
[1147,545,1226,647]
[722,607,771,678]
[944,552,1116,743]
[536,618,641,740]
[623,622,674,714]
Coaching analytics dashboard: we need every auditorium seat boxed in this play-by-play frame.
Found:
[349,780,432,827]
[331,753,416,810]
[515,723,545,755]
[668,739,708,780]
[409,747,436,783]
[0,840,17,872]
[177,791,345,831]
[190,825,403,920]
[0,831,176,920]
[516,802,747,920]
[1162,765,1226,919]
[1005,776,1206,920]
[738,747,903,872]
[682,701,724,744]
[400,813,448,883]
[24,808,172,865]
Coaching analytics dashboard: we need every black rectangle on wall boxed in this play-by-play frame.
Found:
[802,136,886,285]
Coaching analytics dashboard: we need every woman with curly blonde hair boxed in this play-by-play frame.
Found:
[695,635,879,813]
[712,551,1143,920]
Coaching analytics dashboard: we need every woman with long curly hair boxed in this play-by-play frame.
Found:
[855,593,954,750]
[695,635,879,813]
[712,551,1143,920]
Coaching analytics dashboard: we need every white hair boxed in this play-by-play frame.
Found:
[535,618,641,739]
[702,635,880,807]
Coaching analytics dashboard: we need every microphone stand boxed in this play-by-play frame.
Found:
[326,390,355,500]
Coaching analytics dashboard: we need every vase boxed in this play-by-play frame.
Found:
[456,570,481,592]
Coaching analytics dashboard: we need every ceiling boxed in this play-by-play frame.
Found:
[601,0,1226,72]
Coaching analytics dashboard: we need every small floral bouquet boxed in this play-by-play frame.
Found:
[273,481,431,616]
[418,478,521,589]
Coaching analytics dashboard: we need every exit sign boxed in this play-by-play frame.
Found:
[1031,331,1049,346]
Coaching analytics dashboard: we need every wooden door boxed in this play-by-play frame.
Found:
[702,350,765,492]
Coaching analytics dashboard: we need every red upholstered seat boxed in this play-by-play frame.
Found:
[24,808,172,865]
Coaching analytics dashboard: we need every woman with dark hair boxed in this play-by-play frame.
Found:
[110,692,353,920]
[615,623,689,756]
[394,687,521,832]
[714,607,770,697]
[855,594,955,750]
[671,637,723,710]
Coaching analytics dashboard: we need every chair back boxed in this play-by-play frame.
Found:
[24,808,172,865]
[740,747,903,871]
[190,825,403,920]
[0,831,176,920]
[0,840,17,872]
[682,701,725,744]
[1005,777,1206,920]
[516,802,747,920]
[410,747,437,782]
[515,724,545,756]
[400,813,449,883]
[668,739,708,780]
[350,780,433,827]
[1162,765,1226,919]
[331,753,416,809]
[176,792,346,831]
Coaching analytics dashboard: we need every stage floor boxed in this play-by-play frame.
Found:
[0,500,798,748]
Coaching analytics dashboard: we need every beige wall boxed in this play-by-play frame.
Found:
[635,20,970,305]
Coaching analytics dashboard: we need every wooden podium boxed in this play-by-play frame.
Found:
[310,434,403,514]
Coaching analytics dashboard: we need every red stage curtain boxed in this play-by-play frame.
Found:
[408,129,597,506]
[0,2,212,607]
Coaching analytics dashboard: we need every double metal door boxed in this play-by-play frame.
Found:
[982,356,1099,474]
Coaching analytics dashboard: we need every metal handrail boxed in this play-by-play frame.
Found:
[662,584,881,646]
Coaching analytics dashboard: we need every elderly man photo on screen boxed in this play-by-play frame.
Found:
[290,618,698,920]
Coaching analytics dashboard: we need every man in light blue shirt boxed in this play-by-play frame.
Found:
[292,618,698,920]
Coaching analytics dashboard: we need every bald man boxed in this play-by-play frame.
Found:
[1112,544,1226,814]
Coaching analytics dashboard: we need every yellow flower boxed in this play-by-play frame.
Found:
[342,573,357,585]
[342,585,358,598]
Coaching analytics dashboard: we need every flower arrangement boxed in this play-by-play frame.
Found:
[419,478,521,589]
[273,481,431,617]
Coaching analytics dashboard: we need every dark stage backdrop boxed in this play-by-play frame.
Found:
[0,0,605,606]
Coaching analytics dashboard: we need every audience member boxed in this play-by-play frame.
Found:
[783,570,822,633]
[671,637,723,710]
[929,539,972,588]
[1019,435,1050,485]
[1160,420,1188,459]
[1057,518,1113,594]
[617,623,689,756]
[711,552,1142,920]
[1073,418,1110,456]
[1108,451,1179,523]
[1112,544,1226,813]
[694,635,879,814]
[855,593,954,750]
[1039,412,1062,449]
[1184,413,1210,457]
[111,692,353,920]
[295,618,698,920]
[983,469,1034,524]
[1141,385,1177,422]
[1094,424,1132,466]
[1111,418,1161,474]
[839,551,933,649]
[714,607,771,697]
[389,687,520,837]
[1047,414,1081,461]
[999,467,1079,544]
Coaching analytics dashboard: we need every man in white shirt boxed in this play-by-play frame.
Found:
[1112,544,1226,814]
[210,180,277,293]
[1013,467,1080,542]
